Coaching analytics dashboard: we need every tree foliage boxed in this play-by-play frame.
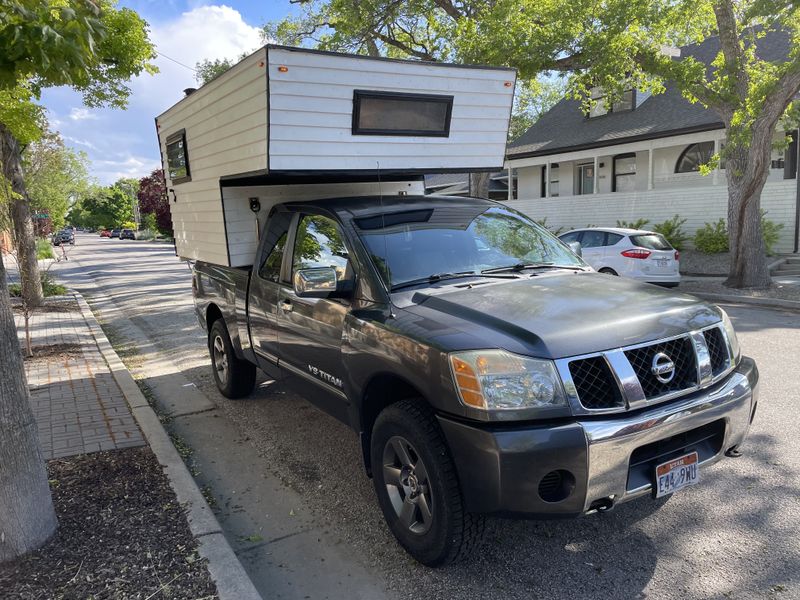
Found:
[195,58,235,86]
[137,169,171,234]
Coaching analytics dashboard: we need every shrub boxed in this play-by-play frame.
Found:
[137,229,156,241]
[141,212,158,232]
[8,272,67,298]
[36,238,54,260]
[694,219,729,254]
[121,221,137,230]
[616,218,650,229]
[652,215,689,250]
[761,210,784,256]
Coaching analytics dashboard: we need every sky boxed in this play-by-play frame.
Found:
[41,1,298,185]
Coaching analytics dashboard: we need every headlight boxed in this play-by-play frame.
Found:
[449,350,567,411]
[719,309,741,363]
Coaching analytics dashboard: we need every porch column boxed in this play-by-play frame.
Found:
[545,162,550,198]
[593,156,598,194]
[648,146,654,190]
[507,166,513,202]
[713,138,721,185]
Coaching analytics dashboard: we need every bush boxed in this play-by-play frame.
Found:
[8,272,67,298]
[616,218,650,229]
[137,229,156,241]
[36,238,54,260]
[694,219,729,254]
[121,221,137,230]
[761,210,784,256]
[652,215,689,250]
[141,212,158,232]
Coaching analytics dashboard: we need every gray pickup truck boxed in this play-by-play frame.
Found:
[193,194,758,566]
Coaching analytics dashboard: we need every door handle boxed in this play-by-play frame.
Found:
[281,299,293,312]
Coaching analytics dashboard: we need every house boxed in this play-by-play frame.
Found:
[424,172,512,200]
[155,45,515,267]
[503,29,799,254]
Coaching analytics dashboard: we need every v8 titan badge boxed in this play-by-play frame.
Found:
[655,452,699,498]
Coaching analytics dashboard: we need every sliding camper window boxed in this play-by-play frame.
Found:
[165,130,191,184]
[352,90,453,137]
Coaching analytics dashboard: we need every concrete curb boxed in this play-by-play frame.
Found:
[693,292,800,312]
[71,290,262,600]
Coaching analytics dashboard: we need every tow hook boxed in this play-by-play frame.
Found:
[725,446,743,458]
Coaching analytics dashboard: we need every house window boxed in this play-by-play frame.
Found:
[613,153,636,192]
[675,141,714,173]
[166,130,190,184]
[352,90,453,137]
[540,163,559,197]
[588,88,635,118]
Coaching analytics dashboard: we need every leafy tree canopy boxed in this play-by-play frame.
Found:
[195,58,235,86]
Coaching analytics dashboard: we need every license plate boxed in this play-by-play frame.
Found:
[655,258,669,267]
[655,452,699,498]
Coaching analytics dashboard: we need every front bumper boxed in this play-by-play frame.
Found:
[438,357,758,517]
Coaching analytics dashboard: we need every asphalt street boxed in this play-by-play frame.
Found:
[51,233,800,600]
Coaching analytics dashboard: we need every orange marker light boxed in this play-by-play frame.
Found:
[504,81,513,87]
[278,65,289,72]
[451,357,486,408]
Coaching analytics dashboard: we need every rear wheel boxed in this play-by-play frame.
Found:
[599,267,618,276]
[371,398,485,567]
[209,319,256,399]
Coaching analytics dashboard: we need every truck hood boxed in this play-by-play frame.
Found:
[401,271,722,359]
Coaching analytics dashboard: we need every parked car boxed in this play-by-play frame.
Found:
[193,195,755,566]
[559,227,680,287]
[99,229,111,238]
[110,229,121,239]
[51,229,74,246]
[120,229,136,240]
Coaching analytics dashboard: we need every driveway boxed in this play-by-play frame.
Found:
[51,233,800,600]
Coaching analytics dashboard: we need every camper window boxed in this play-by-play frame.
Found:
[166,130,191,184]
[352,90,453,137]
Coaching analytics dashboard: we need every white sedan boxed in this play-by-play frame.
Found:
[559,227,681,287]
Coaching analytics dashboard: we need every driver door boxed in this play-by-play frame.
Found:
[276,211,353,424]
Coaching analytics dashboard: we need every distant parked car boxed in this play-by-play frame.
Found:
[51,229,74,246]
[559,227,680,287]
[110,229,121,239]
[120,229,136,240]
[100,229,111,238]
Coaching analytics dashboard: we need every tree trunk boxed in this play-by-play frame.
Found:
[724,140,772,289]
[0,254,57,562]
[0,123,43,308]
[469,172,491,198]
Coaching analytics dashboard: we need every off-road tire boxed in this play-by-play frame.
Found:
[371,398,485,567]
[209,319,256,399]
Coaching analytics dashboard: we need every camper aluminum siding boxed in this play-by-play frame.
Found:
[266,47,515,172]
[156,46,515,266]
[157,49,269,265]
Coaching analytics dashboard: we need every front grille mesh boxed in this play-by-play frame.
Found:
[568,356,624,410]
[703,327,729,376]
[625,337,698,399]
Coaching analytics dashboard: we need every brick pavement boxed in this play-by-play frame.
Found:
[15,294,145,459]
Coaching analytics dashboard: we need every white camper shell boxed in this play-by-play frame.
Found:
[155,46,516,267]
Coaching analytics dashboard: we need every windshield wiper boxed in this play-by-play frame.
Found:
[481,263,585,274]
[390,271,518,292]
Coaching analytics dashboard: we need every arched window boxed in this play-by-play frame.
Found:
[675,141,714,173]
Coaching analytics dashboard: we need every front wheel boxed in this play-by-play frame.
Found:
[371,399,485,567]
[209,319,256,399]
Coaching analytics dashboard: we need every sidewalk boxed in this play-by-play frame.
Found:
[15,294,145,459]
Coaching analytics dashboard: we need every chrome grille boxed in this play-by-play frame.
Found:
[559,325,734,414]
[703,327,728,376]
[624,337,698,399]
[568,356,624,410]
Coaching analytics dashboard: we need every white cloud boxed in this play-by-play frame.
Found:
[136,5,263,111]
[93,154,161,183]
[64,136,98,151]
[69,107,99,121]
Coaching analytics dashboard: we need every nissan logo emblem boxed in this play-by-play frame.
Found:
[651,352,676,383]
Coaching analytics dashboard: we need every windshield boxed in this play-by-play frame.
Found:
[354,204,585,289]
[630,233,672,250]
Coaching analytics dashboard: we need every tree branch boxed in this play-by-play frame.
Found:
[372,31,436,60]
[431,0,462,19]
[712,0,748,100]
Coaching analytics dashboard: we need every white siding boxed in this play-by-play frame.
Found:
[267,47,515,172]
[222,180,425,267]
[504,180,797,253]
[156,49,269,265]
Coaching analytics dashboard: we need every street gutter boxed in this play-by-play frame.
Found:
[72,290,262,600]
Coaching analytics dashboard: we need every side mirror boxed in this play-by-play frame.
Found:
[567,241,583,258]
[293,267,338,298]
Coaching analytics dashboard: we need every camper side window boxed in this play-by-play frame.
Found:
[166,130,190,184]
[352,90,453,137]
